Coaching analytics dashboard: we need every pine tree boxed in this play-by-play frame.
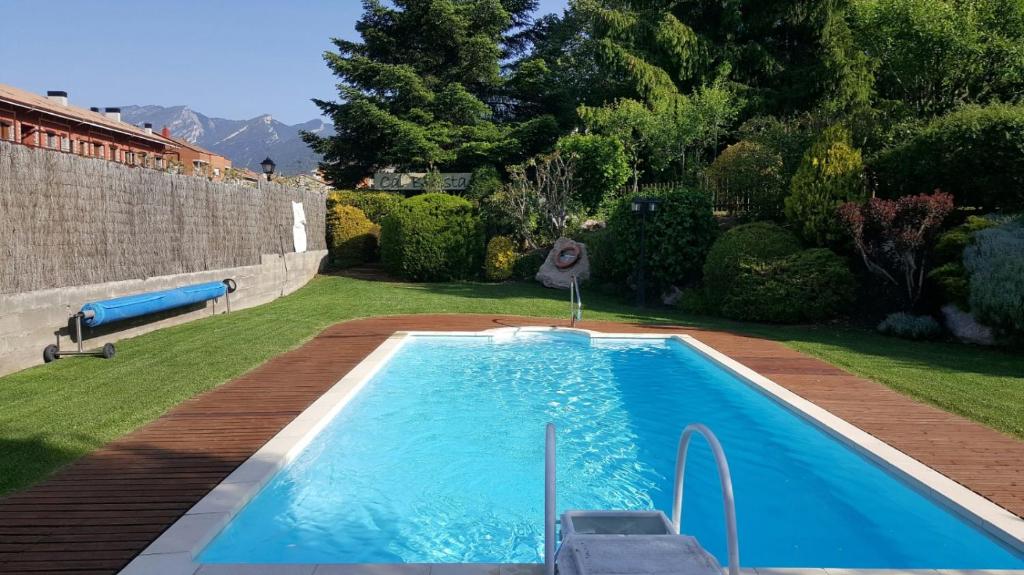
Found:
[305,0,538,186]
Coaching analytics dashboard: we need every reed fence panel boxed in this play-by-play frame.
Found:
[0,141,326,294]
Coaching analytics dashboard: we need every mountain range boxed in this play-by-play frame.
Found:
[120,105,334,176]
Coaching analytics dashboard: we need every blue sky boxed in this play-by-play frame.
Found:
[0,0,569,125]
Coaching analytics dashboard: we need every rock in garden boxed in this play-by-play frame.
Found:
[536,237,590,289]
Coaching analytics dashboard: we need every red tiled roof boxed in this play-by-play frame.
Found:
[0,83,177,147]
[163,134,224,159]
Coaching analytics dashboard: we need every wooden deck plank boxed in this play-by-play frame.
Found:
[1,314,1021,574]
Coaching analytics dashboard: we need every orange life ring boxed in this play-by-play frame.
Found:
[555,244,581,269]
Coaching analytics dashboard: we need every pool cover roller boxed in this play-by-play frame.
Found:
[80,281,231,327]
[44,279,237,363]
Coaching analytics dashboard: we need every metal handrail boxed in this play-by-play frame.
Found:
[545,423,556,575]
[569,275,582,327]
[671,424,740,575]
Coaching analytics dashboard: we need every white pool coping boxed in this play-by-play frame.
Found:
[118,327,1024,575]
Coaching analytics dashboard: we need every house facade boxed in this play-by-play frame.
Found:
[0,83,177,168]
[160,128,232,181]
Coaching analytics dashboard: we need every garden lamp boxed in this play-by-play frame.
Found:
[631,197,661,307]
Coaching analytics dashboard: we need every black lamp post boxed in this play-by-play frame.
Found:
[260,157,276,181]
[631,197,660,307]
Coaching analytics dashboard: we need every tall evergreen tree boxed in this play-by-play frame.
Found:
[574,0,872,117]
[305,0,539,186]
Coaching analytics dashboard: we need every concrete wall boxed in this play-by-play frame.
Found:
[0,249,327,377]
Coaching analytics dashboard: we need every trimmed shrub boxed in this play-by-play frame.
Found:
[704,141,787,221]
[721,249,856,323]
[703,222,802,311]
[326,205,378,268]
[877,313,943,340]
[513,249,546,281]
[928,216,1000,307]
[327,190,402,224]
[380,193,484,281]
[677,288,710,315]
[603,187,718,295]
[964,221,1024,333]
[484,236,517,281]
[870,104,1024,211]
[580,227,613,282]
[785,125,867,246]
[464,165,503,202]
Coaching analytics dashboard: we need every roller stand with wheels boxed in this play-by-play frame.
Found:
[42,311,116,363]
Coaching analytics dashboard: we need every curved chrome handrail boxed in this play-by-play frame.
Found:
[671,423,741,575]
[569,275,583,327]
[545,422,557,575]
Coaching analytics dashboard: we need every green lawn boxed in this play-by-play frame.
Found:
[1,274,1021,496]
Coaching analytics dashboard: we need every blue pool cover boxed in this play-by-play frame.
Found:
[81,281,227,327]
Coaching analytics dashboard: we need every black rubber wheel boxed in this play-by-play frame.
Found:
[43,344,59,363]
[101,343,116,359]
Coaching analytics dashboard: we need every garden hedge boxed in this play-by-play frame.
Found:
[603,187,717,295]
[327,190,403,224]
[870,104,1024,211]
[703,222,802,311]
[720,248,856,323]
[326,205,379,268]
[380,193,484,281]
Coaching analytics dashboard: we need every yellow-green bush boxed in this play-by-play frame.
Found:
[326,204,379,268]
[327,190,402,224]
[485,236,517,281]
[785,125,867,246]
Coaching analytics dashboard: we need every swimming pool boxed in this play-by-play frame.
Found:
[191,329,1024,569]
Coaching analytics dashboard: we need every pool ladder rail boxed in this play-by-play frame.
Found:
[569,274,583,327]
[545,423,740,575]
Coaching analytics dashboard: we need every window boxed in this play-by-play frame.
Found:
[46,132,57,149]
[0,122,11,141]
[96,144,105,159]
[61,136,70,152]
[111,146,119,162]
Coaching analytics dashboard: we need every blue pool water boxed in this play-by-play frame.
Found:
[200,332,1024,567]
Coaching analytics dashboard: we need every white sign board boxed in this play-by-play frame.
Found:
[292,201,307,254]
[374,172,472,191]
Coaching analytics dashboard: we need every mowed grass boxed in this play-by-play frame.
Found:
[1,274,1021,495]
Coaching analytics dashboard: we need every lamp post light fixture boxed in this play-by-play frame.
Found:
[260,157,276,182]
[631,197,661,307]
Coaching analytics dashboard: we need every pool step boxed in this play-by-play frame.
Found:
[556,532,723,575]
[544,423,740,575]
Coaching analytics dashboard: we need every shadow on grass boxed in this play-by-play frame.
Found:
[0,436,87,497]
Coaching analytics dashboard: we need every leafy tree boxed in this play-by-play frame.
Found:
[578,99,665,192]
[704,141,787,221]
[499,150,579,248]
[305,0,539,186]
[838,191,955,309]
[851,0,1024,118]
[555,134,630,212]
[785,125,867,246]
[574,0,871,118]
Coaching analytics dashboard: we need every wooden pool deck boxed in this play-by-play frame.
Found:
[1,314,1021,574]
